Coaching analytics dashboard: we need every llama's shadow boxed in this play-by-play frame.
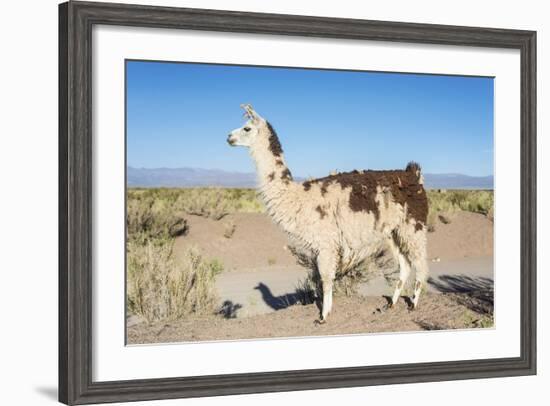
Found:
[428,275,494,315]
[428,274,493,294]
[255,282,306,311]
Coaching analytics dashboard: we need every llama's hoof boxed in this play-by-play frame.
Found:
[314,319,326,325]
[403,297,414,310]
[382,296,393,310]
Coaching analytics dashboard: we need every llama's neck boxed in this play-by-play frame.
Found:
[249,123,299,233]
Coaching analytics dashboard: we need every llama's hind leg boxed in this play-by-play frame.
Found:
[387,236,412,307]
[411,255,429,309]
[395,229,429,309]
[390,251,412,307]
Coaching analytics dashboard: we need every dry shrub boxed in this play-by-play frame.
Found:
[334,264,374,297]
[127,195,187,243]
[294,265,375,304]
[293,246,397,301]
[175,189,231,220]
[294,271,321,305]
[127,241,223,323]
[334,250,396,297]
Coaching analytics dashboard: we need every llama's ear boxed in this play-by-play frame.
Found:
[240,104,262,122]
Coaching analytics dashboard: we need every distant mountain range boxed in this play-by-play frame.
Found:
[127,166,493,190]
[423,173,493,189]
[127,166,258,188]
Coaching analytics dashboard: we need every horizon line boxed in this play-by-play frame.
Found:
[127,165,494,178]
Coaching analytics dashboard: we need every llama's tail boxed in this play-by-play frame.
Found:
[406,161,423,184]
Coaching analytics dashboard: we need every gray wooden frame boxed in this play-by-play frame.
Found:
[59,1,537,404]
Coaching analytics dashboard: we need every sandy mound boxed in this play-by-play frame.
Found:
[428,211,493,259]
[174,213,298,271]
[127,292,493,344]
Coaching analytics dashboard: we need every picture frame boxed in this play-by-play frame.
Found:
[59,1,537,404]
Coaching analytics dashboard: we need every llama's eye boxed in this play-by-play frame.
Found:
[244,127,251,132]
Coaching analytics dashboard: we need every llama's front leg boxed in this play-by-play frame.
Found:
[321,278,334,322]
[317,253,337,323]
[390,227,429,310]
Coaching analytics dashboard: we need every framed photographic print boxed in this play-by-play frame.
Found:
[59,1,536,404]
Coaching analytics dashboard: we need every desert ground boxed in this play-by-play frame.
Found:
[127,190,494,344]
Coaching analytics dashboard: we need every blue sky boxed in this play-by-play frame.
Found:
[126,60,494,177]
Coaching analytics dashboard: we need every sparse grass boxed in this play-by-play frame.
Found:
[267,257,277,266]
[476,315,495,328]
[127,241,223,323]
[128,187,264,222]
[462,310,494,329]
[426,189,493,230]
[427,189,493,215]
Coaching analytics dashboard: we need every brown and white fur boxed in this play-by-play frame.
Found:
[227,104,429,322]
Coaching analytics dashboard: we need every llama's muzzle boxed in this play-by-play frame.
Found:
[227,134,236,146]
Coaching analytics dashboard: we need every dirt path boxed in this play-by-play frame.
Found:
[215,256,493,317]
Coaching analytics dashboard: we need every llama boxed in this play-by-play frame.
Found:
[227,104,429,322]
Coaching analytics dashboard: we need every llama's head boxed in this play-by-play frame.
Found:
[227,104,266,148]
